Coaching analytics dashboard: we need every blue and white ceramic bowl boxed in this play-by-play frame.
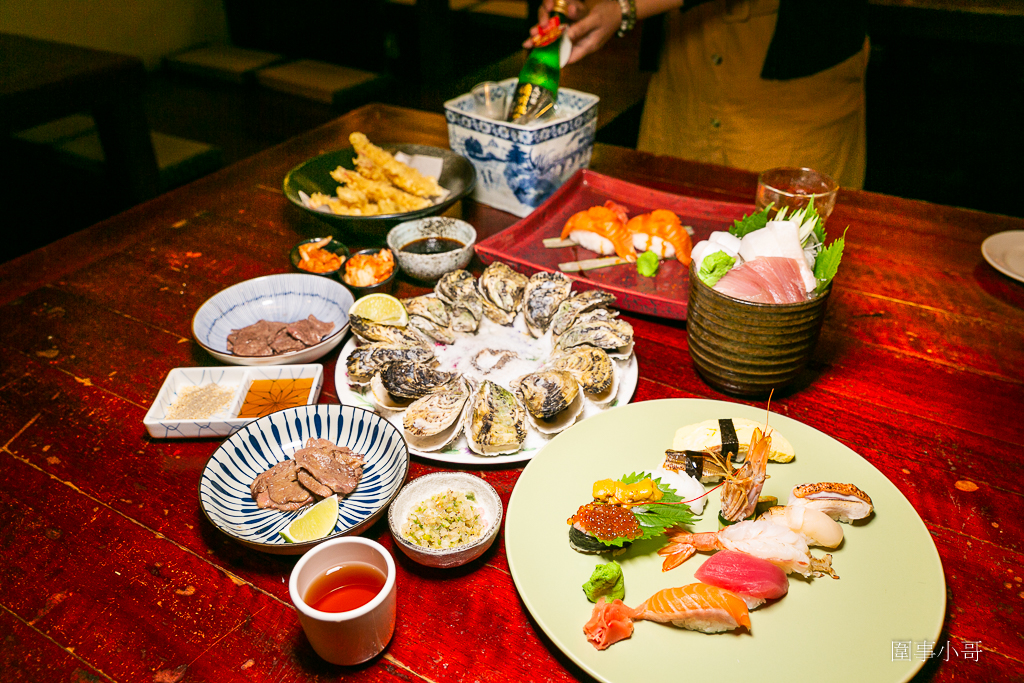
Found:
[444,78,599,218]
[192,273,353,366]
[199,404,410,554]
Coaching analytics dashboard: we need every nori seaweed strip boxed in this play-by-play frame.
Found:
[719,418,741,463]
[664,449,703,481]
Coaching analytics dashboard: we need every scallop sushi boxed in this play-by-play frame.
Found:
[560,201,637,262]
[627,210,693,265]
[693,549,790,609]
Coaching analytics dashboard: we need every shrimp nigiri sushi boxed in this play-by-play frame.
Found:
[627,210,693,265]
[583,583,750,650]
[560,201,637,262]
[693,549,789,610]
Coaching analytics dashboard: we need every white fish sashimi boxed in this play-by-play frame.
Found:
[708,231,743,254]
[738,221,817,293]
[691,240,740,273]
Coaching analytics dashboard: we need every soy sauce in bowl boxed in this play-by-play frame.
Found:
[402,236,464,255]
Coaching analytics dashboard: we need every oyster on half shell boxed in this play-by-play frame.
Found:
[350,315,431,348]
[435,269,483,332]
[523,271,573,338]
[403,378,472,452]
[477,262,528,326]
[550,289,617,337]
[346,343,435,385]
[370,361,458,411]
[549,344,618,404]
[556,316,634,359]
[465,379,527,455]
[512,370,585,435]
[409,314,456,345]
[402,295,450,327]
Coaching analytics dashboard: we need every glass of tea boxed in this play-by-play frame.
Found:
[289,537,397,665]
[755,167,839,225]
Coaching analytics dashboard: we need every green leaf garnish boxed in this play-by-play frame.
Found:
[814,227,848,293]
[728,204,773,238]
[698,250,736,287]
[594,471,701,547]
[637,250,659,277]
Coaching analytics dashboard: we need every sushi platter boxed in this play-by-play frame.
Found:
[505,399,945,683]
[474,169,755,320]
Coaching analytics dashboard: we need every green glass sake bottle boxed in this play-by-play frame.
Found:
[508,0,569,124]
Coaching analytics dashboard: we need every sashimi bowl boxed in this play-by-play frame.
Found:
[198,404,410,555]
[388,472,502,568]
[192,273,353,366]
[687,266,832,396]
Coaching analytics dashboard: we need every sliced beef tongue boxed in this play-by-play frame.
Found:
[228,320,287,356]
[287,315,335,347]
[250,459,314,511]
[270,327,306,354]
[293,437,365,496]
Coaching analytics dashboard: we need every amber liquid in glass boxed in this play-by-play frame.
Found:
[304,562,386,613]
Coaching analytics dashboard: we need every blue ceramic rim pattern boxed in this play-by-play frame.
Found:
[198,404,410,549]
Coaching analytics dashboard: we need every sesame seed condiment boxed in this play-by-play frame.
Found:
[166,383,235,420]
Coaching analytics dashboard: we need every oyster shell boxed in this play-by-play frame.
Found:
[556,317,634,359]
[370,361,458,410]
[403,378,471,452]
[408,314,456,345]
[465,380,527,455]
[402,295,450,327]
[471,348,519,374]
[523,271,573,338]
[550,289,616,337]
[435,269,484,332]
[513,370,585,435]
[350,315,430,348]
[549,344,618,404]
[477,262,528,325]
[345,343,435,385]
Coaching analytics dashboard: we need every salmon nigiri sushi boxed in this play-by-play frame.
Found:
[561,201,637,262]
[584,583,750,649]
[627,210,693,265]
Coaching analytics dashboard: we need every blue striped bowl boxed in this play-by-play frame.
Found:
[199,404,409,554]
[192,273,353,366]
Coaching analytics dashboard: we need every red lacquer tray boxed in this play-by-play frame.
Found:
[475,169,755,320]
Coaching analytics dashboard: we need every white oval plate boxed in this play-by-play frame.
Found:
[981,230,1024,283]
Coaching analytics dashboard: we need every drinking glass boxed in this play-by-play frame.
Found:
[755,167,839,224]
[472,81,508,120]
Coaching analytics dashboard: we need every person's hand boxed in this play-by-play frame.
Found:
[524,0,623,65]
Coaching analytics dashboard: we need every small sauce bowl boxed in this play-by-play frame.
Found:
[387,217,476,284]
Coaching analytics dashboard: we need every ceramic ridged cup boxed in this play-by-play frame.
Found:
[687,267,831,396]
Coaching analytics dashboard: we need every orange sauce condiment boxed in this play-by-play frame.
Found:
[237,378,314,418]
[568,503,642,541]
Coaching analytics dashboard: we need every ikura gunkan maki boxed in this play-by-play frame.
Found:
[567,473,701,554]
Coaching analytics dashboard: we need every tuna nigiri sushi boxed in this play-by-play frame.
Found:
[627,210,693,265]
[561,201,637,262]
[584,583,750,650]
[693,549,789,610]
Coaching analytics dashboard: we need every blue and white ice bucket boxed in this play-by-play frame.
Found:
[444,78,599,218]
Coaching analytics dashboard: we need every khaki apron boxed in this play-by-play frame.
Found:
[637,0,869,189]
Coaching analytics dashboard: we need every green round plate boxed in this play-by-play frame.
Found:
[506,399,945,683]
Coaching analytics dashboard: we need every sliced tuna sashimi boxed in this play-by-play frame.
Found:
[713,256,810,304]
[694,549,790,610]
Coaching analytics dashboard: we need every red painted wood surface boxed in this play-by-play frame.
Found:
[1,104,1022,683]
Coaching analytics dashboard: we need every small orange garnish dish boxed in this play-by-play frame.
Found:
[344,248,395,287]
[297,237,345,273]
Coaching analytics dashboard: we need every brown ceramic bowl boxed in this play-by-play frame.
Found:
[687,266,831,396]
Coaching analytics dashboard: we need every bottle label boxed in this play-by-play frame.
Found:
[508,82,556,124]
[533,16,563,48]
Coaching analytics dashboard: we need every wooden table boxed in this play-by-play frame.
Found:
[1,104,1021,683]
[0,32,160,204]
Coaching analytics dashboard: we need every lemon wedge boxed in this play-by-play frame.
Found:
[348,293,408,327]
[280,494,339,543]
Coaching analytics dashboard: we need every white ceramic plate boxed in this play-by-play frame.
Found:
[144,364,323,438]
[198,404,409,555]
[981,230,1024,283]
[506,399,946,683]
[334,312,639,465]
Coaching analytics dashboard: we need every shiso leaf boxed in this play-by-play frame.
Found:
[637,250,659,277]
[593,471,701,547]
[814,227,848,293]
[698,250,736,287]
[728,204,773,238]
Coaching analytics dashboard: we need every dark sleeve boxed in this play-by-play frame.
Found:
[760,0,867,80]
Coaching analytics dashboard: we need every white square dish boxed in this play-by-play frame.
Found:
[144,364,324,438]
